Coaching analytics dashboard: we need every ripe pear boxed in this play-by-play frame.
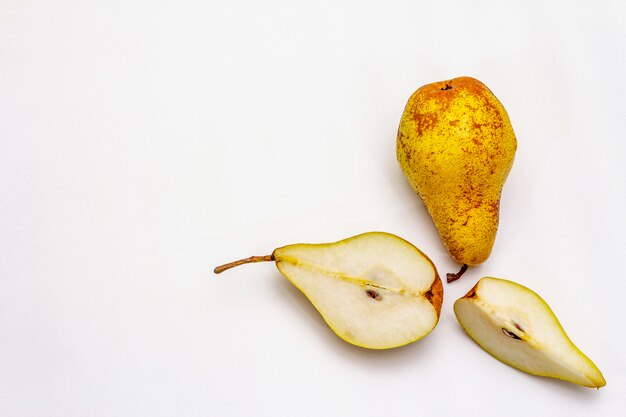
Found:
[397,77,517,278]
[214,232,443,349]
[454,277,605,388]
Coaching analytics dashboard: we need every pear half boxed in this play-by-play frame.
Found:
[215,232,443,349]
[454,277,605,388]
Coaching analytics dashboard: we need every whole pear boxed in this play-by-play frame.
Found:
[397,77,516,272]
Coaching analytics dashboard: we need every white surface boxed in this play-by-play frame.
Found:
[1,1,625,416]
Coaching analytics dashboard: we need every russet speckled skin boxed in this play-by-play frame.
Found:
[397,77,517,265]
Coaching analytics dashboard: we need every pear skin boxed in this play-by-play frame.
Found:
[397,77,517,267]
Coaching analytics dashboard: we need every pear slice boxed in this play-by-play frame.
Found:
[214,232,443,349]
[454,277,605,388]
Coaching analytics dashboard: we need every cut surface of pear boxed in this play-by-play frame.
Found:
[215,232,443,349]
[454,277,605,388]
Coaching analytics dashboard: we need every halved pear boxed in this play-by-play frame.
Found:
[214,232,443,349]
[454,277,605,388]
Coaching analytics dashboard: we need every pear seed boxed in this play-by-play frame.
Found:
[365,289,382,301]
[501,328,522,340]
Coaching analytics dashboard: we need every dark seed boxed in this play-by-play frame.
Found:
[501,328,522,340]
[365,289,382,301]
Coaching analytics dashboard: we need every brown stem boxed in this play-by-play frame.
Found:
[446,264,468,283]
[214,254,274,274]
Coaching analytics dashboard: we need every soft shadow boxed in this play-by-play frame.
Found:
[387,168,445,253]
[387,164,418,199]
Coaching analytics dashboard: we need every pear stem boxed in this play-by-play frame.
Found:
[446,264,469,283]
[213,254,275,274]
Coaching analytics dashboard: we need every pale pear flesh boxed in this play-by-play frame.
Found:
[215,232,443,350]
[454,277,605,388]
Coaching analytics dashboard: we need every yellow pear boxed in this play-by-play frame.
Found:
[397,77,517,280]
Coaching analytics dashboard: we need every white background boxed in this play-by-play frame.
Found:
[1,1,625,416]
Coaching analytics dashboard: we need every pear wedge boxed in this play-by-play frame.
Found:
[454,277,605,388]
[214,232,443,349]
